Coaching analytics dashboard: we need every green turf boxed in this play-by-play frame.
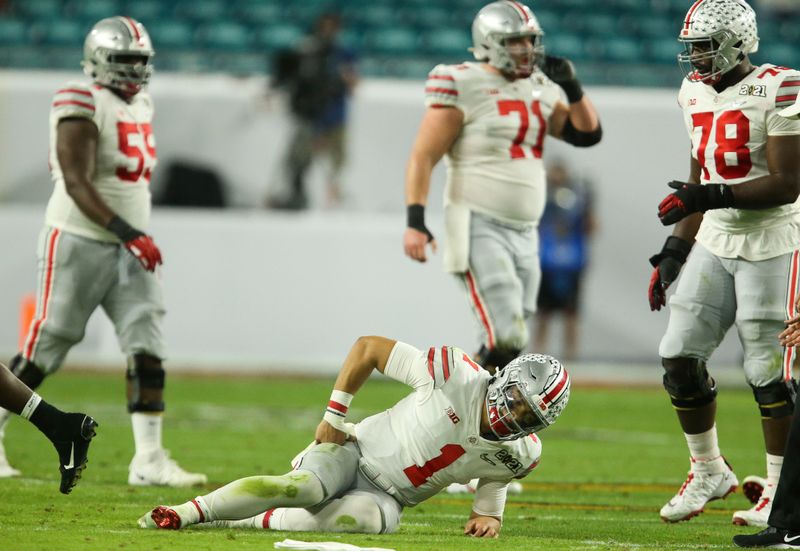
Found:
[0,372,769,550]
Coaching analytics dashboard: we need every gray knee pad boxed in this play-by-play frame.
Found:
[9,354,46,390]
[126,353,165,413]
[751,379,797,419]
[662,357,717,410]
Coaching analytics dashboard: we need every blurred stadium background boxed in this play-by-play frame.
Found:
[0,0,798,84]
[0,0,798,376]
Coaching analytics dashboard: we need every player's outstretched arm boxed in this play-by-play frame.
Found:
[463,511,501,538]
[314,336,396,445]
[403,106,463,263]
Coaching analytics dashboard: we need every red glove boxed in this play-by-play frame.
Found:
[106,215,163,272]
[124,234,162,272]
[648,236,692,311]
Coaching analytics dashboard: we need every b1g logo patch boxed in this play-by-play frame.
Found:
[739,84,766,97]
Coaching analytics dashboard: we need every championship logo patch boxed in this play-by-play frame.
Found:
[739,84,766,97]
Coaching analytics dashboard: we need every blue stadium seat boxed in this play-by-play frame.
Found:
[338,29,363,53]
[534,10,560,33]
[195,22,251,51]
[16,0,63,19]
[648,37,681,65]
[424,28,471,57]
[635,16,676,38]
[147,20,194,50]
[545,34,585,61]
[124,0,168,23]
[32,20,87,46]
[603,37,644,63]
[174,0,227,21]
[0,46,52,68]
[0,19,28,46]
[71,0,121,21]
[402,6,452,29]
[233,2,282,25]
[254,24,304,51]
[392,57,438,79]
[362,27,419,56]
[757,43,800,68]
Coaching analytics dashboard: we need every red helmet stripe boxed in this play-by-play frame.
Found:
[506,1,530,23]
[683,0,707,34]
[122,16,142,41]
[542,366,569,405]
[427,347,435,380]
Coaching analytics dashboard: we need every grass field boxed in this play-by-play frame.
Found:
[0,371,771,550]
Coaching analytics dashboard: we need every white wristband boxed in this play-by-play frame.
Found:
[326,390,353,419]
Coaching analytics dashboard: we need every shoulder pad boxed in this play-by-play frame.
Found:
[52,82,96,120]
[425,346,483,388]
[425,64,459,108]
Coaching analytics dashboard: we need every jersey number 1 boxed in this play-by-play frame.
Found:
[497,100,546,159]
[403,444,466,487]
[691,110,752,180]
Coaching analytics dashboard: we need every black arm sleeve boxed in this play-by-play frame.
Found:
[560,118,602,147]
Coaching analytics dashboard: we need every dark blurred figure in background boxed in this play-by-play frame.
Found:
[267,12,358,210]
[533,161,596,362]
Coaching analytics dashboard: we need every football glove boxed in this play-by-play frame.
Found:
[407,204,434,243]
[106,215,163,272]
[541,55,583,103]
[648,236,692,312]
[658,181,735,225]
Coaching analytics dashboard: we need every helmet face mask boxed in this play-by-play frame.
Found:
[82,17,155,96]
[472,1,544,79]
[677,0,758,85]
[483,353,570,441]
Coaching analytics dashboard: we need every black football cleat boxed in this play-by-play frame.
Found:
[53,414,98,494]
[733,526,800,548]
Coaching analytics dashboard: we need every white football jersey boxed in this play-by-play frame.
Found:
[355,345,542,507]
[425,62,562,223]
[45,82,157,243]
[678,64,800,260]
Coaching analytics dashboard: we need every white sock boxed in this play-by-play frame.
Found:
[767,453,783,487]
[131,413,162,456]
[19,393,42,420]
[685,425,724,469]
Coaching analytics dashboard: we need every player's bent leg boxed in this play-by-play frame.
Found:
[0,355,48,478]
[659,357,738,522]
[126,353,206,487]
[138,470,326,530]
[210,491,400,535]
[732,379,795,526]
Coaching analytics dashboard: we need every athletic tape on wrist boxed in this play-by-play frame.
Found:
[327,389,353,416]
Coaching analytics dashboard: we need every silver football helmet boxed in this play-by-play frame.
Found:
[82,16,154,96]
[471,1,544,79]
[484,353,570,441]
[677,0,758,85]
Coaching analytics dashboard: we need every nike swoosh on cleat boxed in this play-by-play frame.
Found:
[785,534,800,543]
[63,443,75,470]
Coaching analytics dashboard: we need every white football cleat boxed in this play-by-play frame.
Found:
[0,429,20,478]
[733,482,775,527]
[659,458,738,523]
[741,474,767,504]
[128,449,207,487]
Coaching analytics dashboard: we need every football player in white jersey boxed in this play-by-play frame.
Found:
[648,0,800,527]
[137,336,570,537]
[0,17,206,487]
[402,1,601,376]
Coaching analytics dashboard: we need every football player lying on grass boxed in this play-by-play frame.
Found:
[138,336,570,537]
